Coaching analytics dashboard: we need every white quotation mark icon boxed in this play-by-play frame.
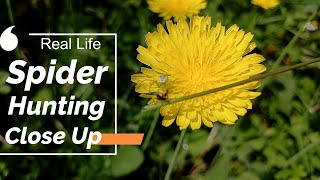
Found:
[0,26,18,51]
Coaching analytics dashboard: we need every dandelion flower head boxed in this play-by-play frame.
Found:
[251,0,280,10]
[147,0,207,21]
[131,16,266,130]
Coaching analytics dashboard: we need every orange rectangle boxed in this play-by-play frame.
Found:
[97,133,144,145]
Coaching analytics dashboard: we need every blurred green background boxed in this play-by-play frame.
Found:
[0,0,320,179]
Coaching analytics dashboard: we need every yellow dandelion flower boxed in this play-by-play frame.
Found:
[251,0,280,10]
[147,0,207,21]
[131,16,266,130]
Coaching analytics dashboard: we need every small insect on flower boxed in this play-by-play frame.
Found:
[305,21,319,31]
[156,90,168,101]
[134,74,171,102]
[132,16,266,130]
[141,91,168,101]
[156,75,170,100]
[159,75,168,85]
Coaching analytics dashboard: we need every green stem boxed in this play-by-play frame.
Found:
[142,109,160,151]
[6,0,20,59]
[259,8,318,90]
[164,129,187,180]
[143,58,320,111]
[272,9,317,71]
[247,8,258,32]
[283,140,320,168]
[6,0,14,24]
[118,84,134,117]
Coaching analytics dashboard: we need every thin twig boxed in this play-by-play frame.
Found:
[143,58,320,111]
[272,10,318,70]
[142,109,160,151]
[283,140,320,168]
[259,8,318,90]
[5,0,21,59]
[6,0,14,24]
[164,129,187,180]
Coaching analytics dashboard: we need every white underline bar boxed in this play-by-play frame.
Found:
[29,33,117,36]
